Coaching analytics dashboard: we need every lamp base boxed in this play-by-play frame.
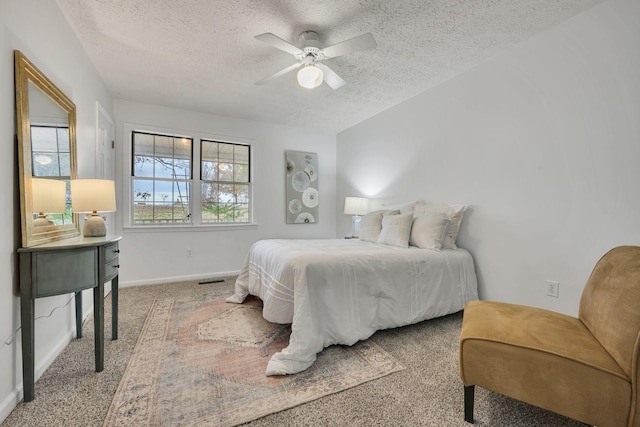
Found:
[351,215,362,239]
[83,213,107,237]
[33,214,53,227]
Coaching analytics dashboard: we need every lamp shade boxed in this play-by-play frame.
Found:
[32,178,66,214]
[297,65,323,89]
[344,197,369,215]
[71,179,116,213]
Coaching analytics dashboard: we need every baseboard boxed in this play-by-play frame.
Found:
[0,389,19,425]
[120,270,240,288]
[0,328,76,424]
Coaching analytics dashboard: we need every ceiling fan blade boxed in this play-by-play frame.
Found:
[255,33,303,55]
[321,33,376,59]
[255,62,302,85]
[317,64,346,90]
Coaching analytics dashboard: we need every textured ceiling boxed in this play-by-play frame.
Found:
[55,0,603,133]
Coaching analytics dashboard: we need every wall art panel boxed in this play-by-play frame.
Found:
[285,150,318,224]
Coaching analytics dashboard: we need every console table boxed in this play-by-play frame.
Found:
[18,235,121,402]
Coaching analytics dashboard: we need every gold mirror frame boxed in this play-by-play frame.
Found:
[15,50,80,247]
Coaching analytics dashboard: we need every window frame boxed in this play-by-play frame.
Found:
[131,130,194,225]
[199,139,252,225]
[122,123,256,231]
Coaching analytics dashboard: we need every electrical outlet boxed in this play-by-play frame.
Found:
[546,280,559,298]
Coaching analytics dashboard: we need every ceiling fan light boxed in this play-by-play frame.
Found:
[297,65,323,89]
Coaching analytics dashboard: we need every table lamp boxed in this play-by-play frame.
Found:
[343,196,369,238]
[31,178,66,227]
[71,179,116,237]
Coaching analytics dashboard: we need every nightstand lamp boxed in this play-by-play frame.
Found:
[71,179,116,237]
[31,178,66,227]
[344,196,369,238]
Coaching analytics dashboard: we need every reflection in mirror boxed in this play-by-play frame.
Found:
[31,126,71,178]
[31,178,66,227]
[28,81,73,226]
[15,50,79,247]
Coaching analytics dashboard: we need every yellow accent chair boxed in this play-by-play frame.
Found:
[459,246,640,426]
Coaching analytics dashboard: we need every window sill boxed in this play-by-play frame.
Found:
[123,223,258,233]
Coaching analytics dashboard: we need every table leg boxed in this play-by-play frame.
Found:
[93,282,104,372]
[75,291,82,339]
[20,291,35,402]
[19,254,35,403]
[111,275,118,340]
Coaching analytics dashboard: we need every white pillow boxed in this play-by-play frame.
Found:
[377,212,413,248]
[359,210,402,242]
[410,211,451,250]
[358,211,384,243]
[380,201,415,214]
[414,201,467,249]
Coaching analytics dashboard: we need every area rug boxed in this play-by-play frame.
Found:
[103,295,405,427]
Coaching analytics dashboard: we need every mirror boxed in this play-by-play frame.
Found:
[15,50,79,247]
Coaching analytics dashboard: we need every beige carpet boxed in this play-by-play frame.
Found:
[2,278,589,427]
[103,294,404,427]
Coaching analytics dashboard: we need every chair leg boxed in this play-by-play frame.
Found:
[464,385,475,423]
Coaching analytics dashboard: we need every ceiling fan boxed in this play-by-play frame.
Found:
[254,31,377,90]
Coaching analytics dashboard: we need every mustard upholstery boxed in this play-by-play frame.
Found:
[459,246,640,426]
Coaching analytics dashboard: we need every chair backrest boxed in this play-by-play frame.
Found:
[579,246,640,380]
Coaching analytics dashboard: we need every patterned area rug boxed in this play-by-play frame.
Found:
[103,295,405,426]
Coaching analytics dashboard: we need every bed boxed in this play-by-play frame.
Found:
[226,237,478,376]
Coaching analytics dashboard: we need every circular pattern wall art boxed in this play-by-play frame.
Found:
[285,150,318,224]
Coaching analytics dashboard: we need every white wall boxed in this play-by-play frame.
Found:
[0,0,114,421]
[337,0,640,316]
[114,99,337,285]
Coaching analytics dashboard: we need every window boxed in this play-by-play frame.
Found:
[200,141,250,223]
[128,130,252,227]
[132,131,192,224]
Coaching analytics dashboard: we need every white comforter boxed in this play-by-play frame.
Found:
[226,239,478,376]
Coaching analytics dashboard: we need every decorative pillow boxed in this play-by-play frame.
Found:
[358,211,384,243]
[377,212,413,248]
[414,201,467,249]
[380,201,415,214]
[382,209,401,216]
[359,210,402,242]
[409,211,451,250]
